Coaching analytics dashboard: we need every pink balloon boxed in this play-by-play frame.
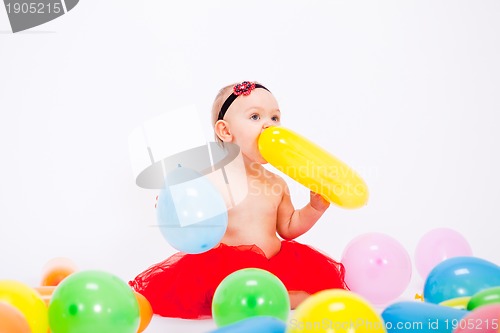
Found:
[415,228,473,279]
[341,232,412,305]
[453,304,500,333]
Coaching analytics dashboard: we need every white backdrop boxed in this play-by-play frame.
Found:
[1,0,499,324]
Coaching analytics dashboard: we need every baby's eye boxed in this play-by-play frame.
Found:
[271,116,280,122]
[250,114,260,120]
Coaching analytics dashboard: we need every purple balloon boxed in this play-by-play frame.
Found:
[341,232,412,305]
[415,228,473,279]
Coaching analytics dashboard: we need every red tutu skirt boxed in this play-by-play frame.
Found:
[129,240,348,319]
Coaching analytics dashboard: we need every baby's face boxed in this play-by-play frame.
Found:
[223,89,281,163]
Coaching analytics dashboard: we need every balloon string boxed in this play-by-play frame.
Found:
[147,146,155,164]
[206,141,215,173]
[208,141,235,209]
[221,166,235,208]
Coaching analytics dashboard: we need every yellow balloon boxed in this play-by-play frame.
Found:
[439,296,471,310]
[287,289,386,333]
[258,127,368,209]
[0,280,49,333]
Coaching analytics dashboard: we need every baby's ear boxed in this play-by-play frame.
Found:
[214,120,232,142]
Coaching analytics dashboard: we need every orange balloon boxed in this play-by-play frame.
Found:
[134,291,153,333]
[34,286,56,306]
[41,257,77,287]
[0,302,32,333]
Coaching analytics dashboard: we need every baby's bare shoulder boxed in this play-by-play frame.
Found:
[262,168,288,186]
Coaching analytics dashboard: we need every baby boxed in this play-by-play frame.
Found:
[129,81,348,319]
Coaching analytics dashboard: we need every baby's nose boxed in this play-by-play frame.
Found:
[262,120,274,129]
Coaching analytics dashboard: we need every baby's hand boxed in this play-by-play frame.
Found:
[310,191,330,212]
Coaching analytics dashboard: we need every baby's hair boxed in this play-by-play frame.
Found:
[211,83,236,138]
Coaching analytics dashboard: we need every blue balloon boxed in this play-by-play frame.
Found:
[157,166,228,254]
[207,316,285,333]
[382,301,467,333]
[424,256,500,304]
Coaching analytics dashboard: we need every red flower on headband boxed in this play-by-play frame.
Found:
[233,81,256,96]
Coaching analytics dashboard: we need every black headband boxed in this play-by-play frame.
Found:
[217,81,270,121]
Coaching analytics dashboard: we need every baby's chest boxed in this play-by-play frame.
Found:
[245,180,282,209]
[248,175,284,194]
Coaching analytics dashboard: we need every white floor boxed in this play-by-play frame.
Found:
[146,317,217,333]
[140,279,424,333]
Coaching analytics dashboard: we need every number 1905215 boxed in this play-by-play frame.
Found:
[6,2,62,14]
[445,318,499,331]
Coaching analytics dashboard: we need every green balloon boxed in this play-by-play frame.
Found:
[467,286,500,310]
[48,270,140,333]
[211,268,290,327]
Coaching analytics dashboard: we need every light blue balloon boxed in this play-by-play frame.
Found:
[157,166,228,254]
[382,301,467,333]
[424,256,500,304]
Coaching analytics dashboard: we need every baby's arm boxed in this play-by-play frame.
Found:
[276,177,330,240]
